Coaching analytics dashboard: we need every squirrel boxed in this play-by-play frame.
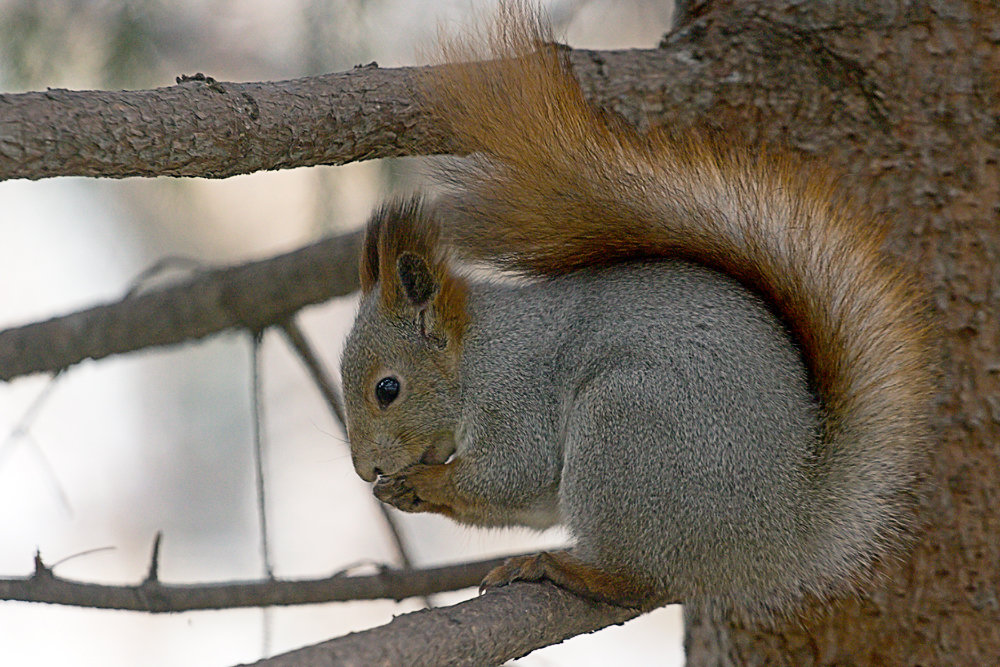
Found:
[338,2,934,615]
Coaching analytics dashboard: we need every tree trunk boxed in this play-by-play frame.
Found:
[673,1,1000,664]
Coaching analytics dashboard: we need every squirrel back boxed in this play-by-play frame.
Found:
[426,2,932,541]
[341,1,935,614]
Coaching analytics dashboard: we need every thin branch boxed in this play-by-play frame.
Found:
[372,505,422,589]
[0,230,363,382]
[277,319,347,428]
[0,551,522,612]
[244,581,642,667]
[144,532,163,583]
[0,372,72,513]
[124,257,206,298]
[249,332,275,581]
[277,319,431,607]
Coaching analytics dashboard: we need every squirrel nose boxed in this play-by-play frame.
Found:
[357,463,378,483]
[352,452,380,483]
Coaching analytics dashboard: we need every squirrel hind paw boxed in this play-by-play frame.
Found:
[480,550,657,610]
[479,553,548,593]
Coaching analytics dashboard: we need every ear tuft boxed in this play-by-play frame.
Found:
[359,214,382,293]
[397,252,437,306]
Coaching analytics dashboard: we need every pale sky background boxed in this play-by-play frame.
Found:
[0,1,683,665]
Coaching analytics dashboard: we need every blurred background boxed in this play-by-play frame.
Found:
[0,1,682,665]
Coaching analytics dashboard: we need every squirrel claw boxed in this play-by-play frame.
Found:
[480,551,654,609]
[479,554,543,593]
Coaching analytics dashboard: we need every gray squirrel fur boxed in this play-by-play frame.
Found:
[338,3,934,615]
[343,230,880,613]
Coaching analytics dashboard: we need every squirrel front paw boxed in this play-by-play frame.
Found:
[373,463,456,515]
[373,471,424,512]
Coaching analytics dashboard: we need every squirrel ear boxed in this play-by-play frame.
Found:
[397,252,437,307]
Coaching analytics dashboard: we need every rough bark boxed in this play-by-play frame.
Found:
[0,67,432,180]
[0,49,695,181]
[245,582,637,667]
[666,1,1000,665]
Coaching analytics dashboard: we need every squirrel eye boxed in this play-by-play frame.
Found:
[374,376,401,408]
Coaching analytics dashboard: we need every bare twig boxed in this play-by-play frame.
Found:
[144,533,163,584]
[0,551,523,612]
[277,319,432,607]
[277,319,347,427]
[371,505,423,594]
[0,373,71,513]
[249,332,275,581]
[0,230,363,382]
[123,257,206,298]
[249,332,276,654]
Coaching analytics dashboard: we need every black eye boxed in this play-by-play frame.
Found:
[375,376,401,408]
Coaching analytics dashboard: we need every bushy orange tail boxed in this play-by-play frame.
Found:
[424,1,934,564]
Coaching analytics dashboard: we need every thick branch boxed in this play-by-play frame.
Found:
[0,230,362,381]
[0,49,699,181]
[0,551,516,612]
[0,48,701,380]
[0,47,703,383]
[246,582,640,667]
[0,67,437,181]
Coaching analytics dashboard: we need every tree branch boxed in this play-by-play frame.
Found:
[0,230,362,382]
[0,67,440,181]
[0,48,699,182]
[0,550,520,612]
[0,46,709,381]
[245,582,641,667]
